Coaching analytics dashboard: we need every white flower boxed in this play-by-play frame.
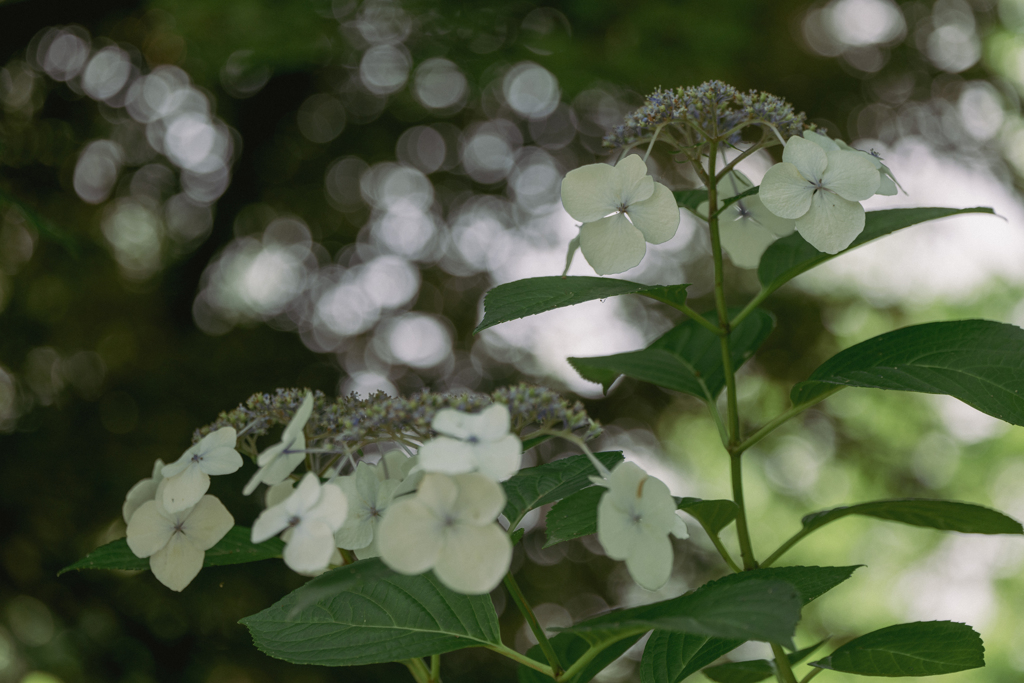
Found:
[560,155,681,275]
[701,171,796,269]
[160,427,242,514]
[418,404,522,482]
[122,458,165,524]
[595,462,688,591]
[331,461,401,558]
[243,392,315,496]
[803,130,899,196]
[378,472,512,595]
[759,135,880,254]
[251,472,348,574]
[125,482,234,592]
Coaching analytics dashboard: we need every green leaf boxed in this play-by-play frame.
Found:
[758,207,994,294]
[713,186,760,217]
[790,320,1024,426]
[702,639,827,683]
[677,498,739,535]
[639,567,859,683]
[503,451,624,528]
[240,558,501,666]
[474,277,690,333]
[810,621,984,676]
[58,526,284,576]
[675,189,709,213]
[519,632,643,683]
[544,486,603,548]
[568,309,774,398]
[802,499,1023,536]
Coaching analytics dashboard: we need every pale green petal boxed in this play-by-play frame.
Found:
[758,163,815,220]
[626,183,680,245]
[718,170,755,199]
[149,532,204,592]
[335,513,374,550]
[611,155,655,205]
[200,426,238,451]
[744,195,796,237]
[287,472,324,516]
[451,473,505,524]
[379,451,414,481]
[597,491,637,561]
[161,465,210,514]
[264,480,295,508]
[284,519,339,573]
[256,442,286,467]
[126,501,174,558]
[160,450,193,478]
[803,130,840,152]
[419,437,477,475]
[414,473,459,518]
[473,434,522,482]
[198,445,243,476]
[181,495,234,551]
[671,511,690,540]
[579,213,646,275]
[720,218,778,269]
[821,151,879,201]
[354,462,380,503]
[431,408,474,440]
[796,191,865,254]
[561,163,619,222]
[250,503,292,544]
[305,482,348,532]
[355,533,381,559]
[877,170,898,196]
[260,449,306,488]
[636,476,678,530]
[122,463,163,524]
[603,462,647,510]
[378,497,444,575]
[282,393,315,444]
[782,136,828,181]
[624,529,673,591]
[473,404,512,441]
[433,523,512,594]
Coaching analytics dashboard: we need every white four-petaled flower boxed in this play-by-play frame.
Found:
[595,461,688,591]
[378,472,512,595]
[160,427,242,513]
[251,472,348,574]
[125,481,234,592]
[560,155,681,275]
[759,135,880,254]
[803,131,899,197]
[701,171,796,269]
[418,404,521,482]
[332,460,402,558]
[123,458,165,524]
[243,392,315,496]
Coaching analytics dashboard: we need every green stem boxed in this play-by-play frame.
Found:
[734,388,843,456]
[670,301,723,335]
[731,453,757,569]
[556,632,646,682]
[431,654,441,682]
[504,572,564,676]
[707,531,742,573]
[730,287,772,329]
[485,644,554,678]
[404,658,431,683]
[761,525,815,568]
[800,667,824,683]
[772,643,799,683]
[704,398,729,449]
[715,132,768,181]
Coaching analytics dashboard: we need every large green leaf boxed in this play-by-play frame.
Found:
[801,499,1023,536]
[810,621,984,676]
[639,566,859,683]
[240,558,501,666]
[568,309,774,398]
[678,498,739,535]
[790,320,1024,426]
[544,486,603,548]
[757,207,994,294]
[58,526,284,575]
[503,451,624,528]
[702,639,826,683]
[675,189,709,213]
[474,277,690,333]
[519,632,643,683]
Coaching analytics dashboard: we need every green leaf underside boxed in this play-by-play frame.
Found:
[544,486,603,548]
[519,632,643,683]
[239,559,501,667]
[702,639,827,683]
[569,308,775,398]
[757,207,994,293]
[802,499,1023,535]
[674,189,709,213]
[678,497,739,535]
[811,621,984,676]
[58,526,284,575]
[639,567,859,683]
[503,452,624,528]
[791,320,1024,426]
[474,277,690,333]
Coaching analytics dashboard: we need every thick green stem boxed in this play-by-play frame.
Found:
[556,632,647,682]
[671,301,723,335]
[761,526,815,568]
[734,388,843,457]
[772,643,799,683]
[504,572,564,676]
[431,654,441,682]
[800,667,824,683]
[404,658,431,683]
[730,453,757,569]
[485,644,554,677]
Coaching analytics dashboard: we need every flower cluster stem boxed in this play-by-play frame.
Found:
[504,572,564,677]
[772,643,799,683]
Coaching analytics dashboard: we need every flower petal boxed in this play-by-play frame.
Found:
[718,170,755,199]
[578,213,647,275]
[419,437,477,475]
[759,163,815,220]
[597,491,637,561]
[251,502,293,544]
[264,480,296,508]
[282,393,315,444]
[161,465,210,514]
[334,512,375,550]
[122,464,162,524]
[624,530,673,591]
[378,497,444,575]
[305,482,348,533]
[782,136,828,181]
[744,195,796,237]
[126,501,174,558]
[431,408,475,440]
[433,523,512,594]
[802,130,840,152]
[160,450,193,479]
[720,217,778,269]
[474,404,512,441]
[671,511,690,540]
[284,519,338,574]
[473,434,522,482]
[626,183,680,245]
[285,472,324,516]
[149,532,204,592]
[181,495,234,551]
[198,445,243,476]
[413,473,459,519]
[796,191,865,254]
[821,150,880,202]
[610,155,655,205]
[452,473,506,524]
[199,427,238,451]
[560,163,619,222]
[877,172,898,196]
[261,450,307,489]
[603,462,647,509]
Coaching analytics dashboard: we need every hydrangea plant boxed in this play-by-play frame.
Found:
[62,81,1020,683]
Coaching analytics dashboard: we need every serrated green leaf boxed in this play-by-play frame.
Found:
[544,486,603,548]
[758,207,994,294]
[474,277,689,333]
[811,621,984,676]
[790,320,1024,426]
[503,452,624,528]
[519,632,642,683]
[240,558,501,666]
[802,499,1023,535]
[675,189,709,213]
[640,567,859,683]
[58,526,284,576]
[702,639,827,683]
[568,309,774,398]
[678,498,739,535]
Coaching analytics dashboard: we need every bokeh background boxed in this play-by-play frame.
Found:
[3,0,1024,681]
